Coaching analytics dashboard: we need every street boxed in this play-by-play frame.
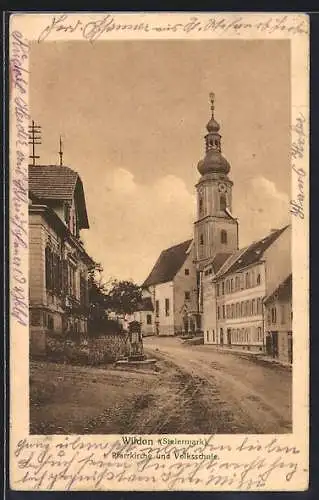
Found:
[143,336,292,434]
[30,336,292,435]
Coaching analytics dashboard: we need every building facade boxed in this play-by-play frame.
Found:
[142,240,198,336]
[264,274,293,364]
[202,226,291,352]
[29,165,94,355]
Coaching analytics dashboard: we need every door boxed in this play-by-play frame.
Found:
[227,328,232,345]
[155,321,160,336]
[272,332,279,358]
[288,331,293,364]
[220,328,224,346]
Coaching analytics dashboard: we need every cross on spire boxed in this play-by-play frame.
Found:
[28,120,42,166]
[209,92,215,117]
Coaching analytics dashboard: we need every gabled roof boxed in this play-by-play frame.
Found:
[264,274,292,304]
[215,226,289,278]
[211,253,233,273]
[137,297,154,312]
[29,164,89,229]
[142,239,192,288]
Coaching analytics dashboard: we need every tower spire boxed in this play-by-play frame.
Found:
[197,93,230,176]
[59,135,63,166]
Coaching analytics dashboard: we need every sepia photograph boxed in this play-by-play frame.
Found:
[28,38,292,435]
[9,12,309,491]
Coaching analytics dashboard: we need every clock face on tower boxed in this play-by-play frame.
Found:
[218,183,227,193]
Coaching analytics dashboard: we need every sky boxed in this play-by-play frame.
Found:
[29,39,291,284]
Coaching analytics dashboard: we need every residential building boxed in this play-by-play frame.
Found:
[202,226,291,352]
[264,274,293,364]
[29,165,94,355]
[142,240,197,336]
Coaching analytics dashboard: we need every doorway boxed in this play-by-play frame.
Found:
[227,328,232,345]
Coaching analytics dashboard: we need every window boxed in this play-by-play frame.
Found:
[200,234,204,245]
[271,307,277,324]
[257,273,261,285]
[217,306,220,320]
[146,314,152,325]
[241,302,245,316]
[221,282,225,295]
[155,300,159,317]
[185,291,190,300]
[236,303,240,318]
[165,298,170,316]
[216,284,220,297]
[235,276,240,291]
[281,305,285,324]
[252,299,256,315]
[257,327,263,342]
[220,194,227,211]
[231,304,235,319]
[230,278,234,292]
[245,272,251,288]
[221,230,227,244]
[257,297,262,314]
[199,197,203,214]
[223,305,226,319]
[240,275,245,290]
[226,305,230,318]
[48,315,54,330]
[80,274,88,307]
[251,269,255,287]
[185,268,189,276]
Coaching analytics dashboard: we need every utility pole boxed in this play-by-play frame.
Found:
[59,135,64,166]
[28,120,42,166]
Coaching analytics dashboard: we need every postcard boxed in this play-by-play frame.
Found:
[9,12,309,491]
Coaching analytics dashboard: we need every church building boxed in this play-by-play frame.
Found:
[141,93,292,356]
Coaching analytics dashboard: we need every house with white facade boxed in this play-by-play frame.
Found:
[142,240,198,336]
[202,225,291,352]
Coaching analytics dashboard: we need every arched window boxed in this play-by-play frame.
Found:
[220,194,227,211]
[245,272,251,288]
[221,230,227,244]
[199,197,203,214]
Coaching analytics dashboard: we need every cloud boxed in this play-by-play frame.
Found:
[81,170,289,284]
[81,168,196,284]
[234,175,290,246]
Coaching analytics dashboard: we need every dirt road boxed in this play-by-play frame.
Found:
[30,337,292,434]
[143,336,292,434]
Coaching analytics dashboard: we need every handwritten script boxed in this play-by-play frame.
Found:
[290,112,306,220]
[37,14,308,43]
[12,435,302,490]
[10,30,29,327]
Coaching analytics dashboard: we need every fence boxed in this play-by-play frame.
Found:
[45,333,130,365]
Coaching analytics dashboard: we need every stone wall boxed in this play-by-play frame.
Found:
[44,333,130,365]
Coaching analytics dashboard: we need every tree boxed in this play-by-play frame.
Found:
[106,280,142,316]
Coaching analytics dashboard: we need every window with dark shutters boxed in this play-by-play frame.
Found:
[45,246,51,290]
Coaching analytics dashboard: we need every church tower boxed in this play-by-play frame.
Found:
[194,93,239,269]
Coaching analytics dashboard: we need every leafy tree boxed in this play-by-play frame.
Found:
[106,279,142,316]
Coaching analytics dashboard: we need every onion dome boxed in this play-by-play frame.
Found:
[197,92,231,176]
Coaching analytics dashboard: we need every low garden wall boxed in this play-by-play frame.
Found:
[45,333,130,365]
